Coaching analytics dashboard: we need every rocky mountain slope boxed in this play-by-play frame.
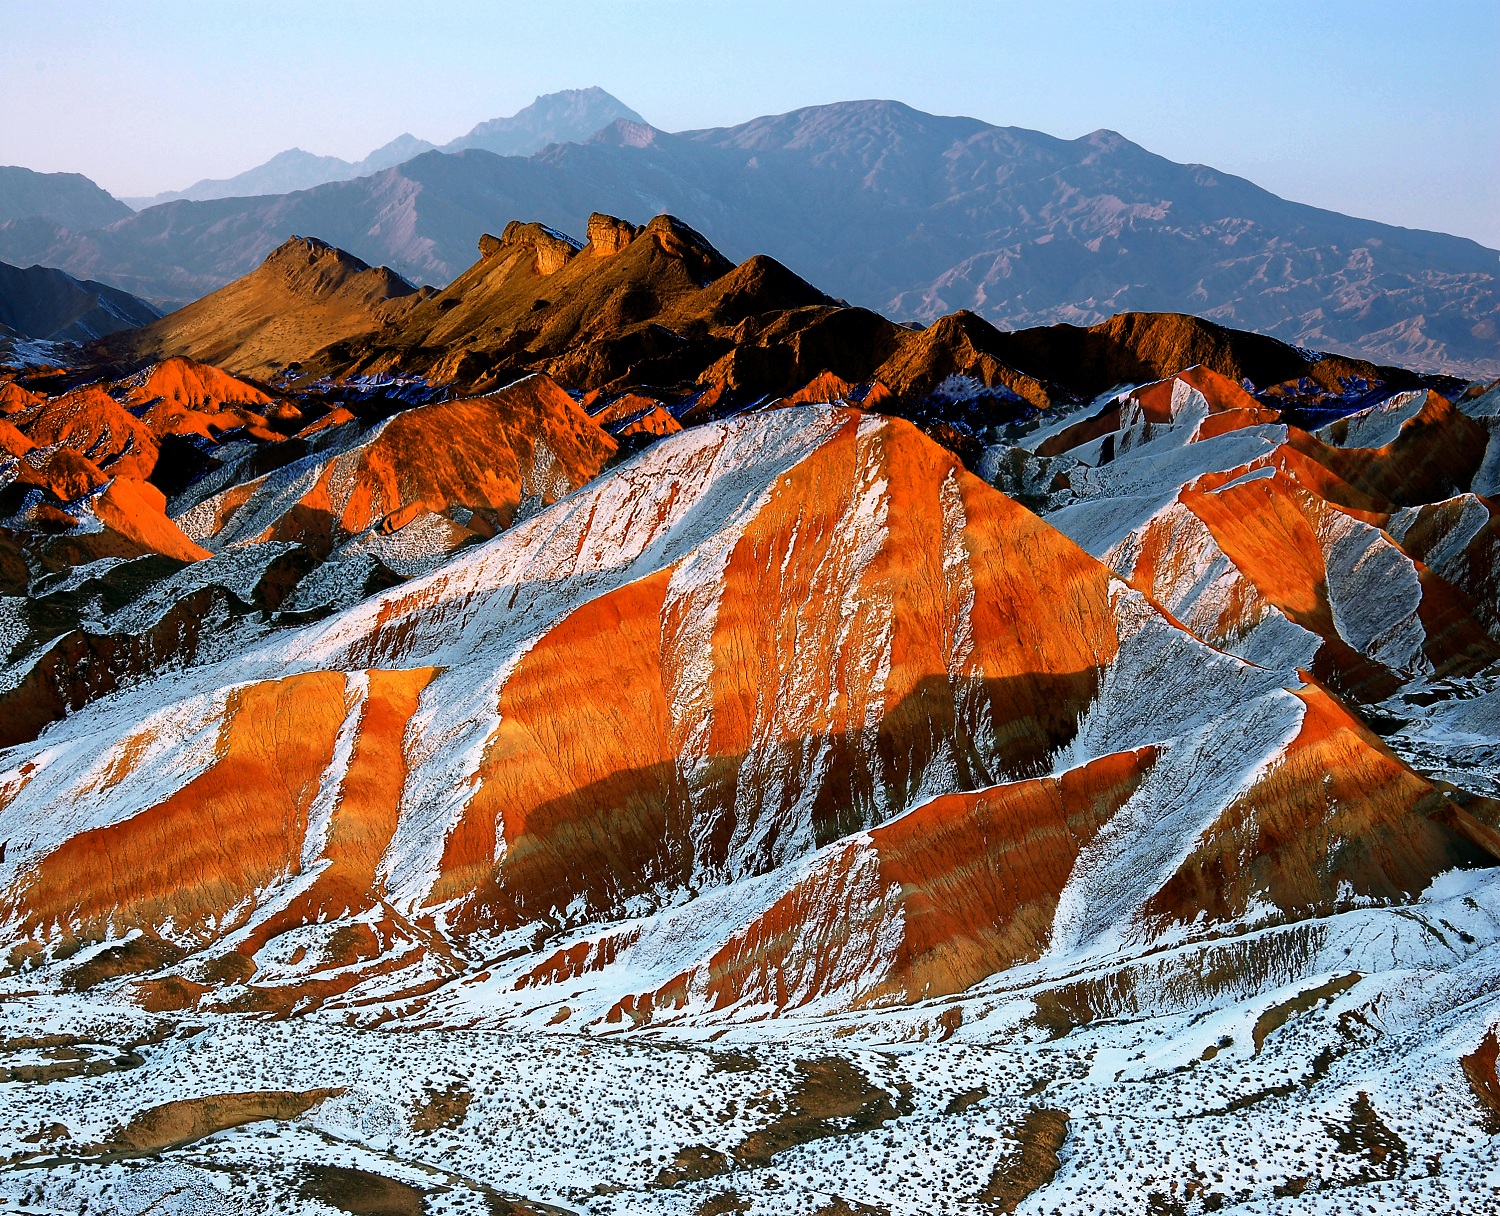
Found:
[0,165,133,230]
[4,399,1495,1003]
[96,217,1440,491]
[0,258,160,353]
[4,99,1496,374]
[441,86,645,156]
[1,217,1499,1212]
[104,236,425,377]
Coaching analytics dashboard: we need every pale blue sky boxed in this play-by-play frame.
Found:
[2,0,1496,246]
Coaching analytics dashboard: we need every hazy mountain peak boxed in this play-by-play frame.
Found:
[1078,128,1145,155]
[0,165,133,229]
[129,150,359,208]
[124,140,440,211]
[698,97,995,154]
[442,87,646,156]
[359,133,435,171]
[123,89,641,210]
[257,148,333,171]
[588,118,661,149]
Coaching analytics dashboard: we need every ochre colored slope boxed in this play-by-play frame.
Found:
[436,570,685,917]
[588,391,682,438]
[232,668,442,984]
[92,477,211,563]
[1286,391,1488,507]
[11,385,161,482]
[1134,365,1263,417]
[0,417,34,459]
[0,381,42,414]
[668,749,1158,1015]
[124,356,273,412]
[101,237,422,378]
[1143,682,1500,927]
[1394,494,1500,633]
[993,311,1393,401]
[122,356,285,443]
[188,373,616,554]
[871,311,1054,408]
[8,673,350,941]
[1038,365,1283,458]
[5,667,451,999]
[436,413,1117,934]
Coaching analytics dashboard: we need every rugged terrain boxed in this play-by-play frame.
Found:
[1,217,1499,1214]
[99,217,1434,457]
[3,98,1495,374]
[0,258,160,356]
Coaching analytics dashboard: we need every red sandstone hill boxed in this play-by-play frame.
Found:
[991,366,1500,710]
[2,407,1492,1023]
[0,225,1466,770]
[0,369,615,748]
[176,372,615,558]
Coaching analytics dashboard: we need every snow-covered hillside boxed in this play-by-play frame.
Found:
[2,383,1499,1214]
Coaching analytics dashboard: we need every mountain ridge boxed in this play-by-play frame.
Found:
[0,165,134,230]
[95,222,1418,444]
[119,136,439,209]
[6,97,1493,375]
[121,87,644,208]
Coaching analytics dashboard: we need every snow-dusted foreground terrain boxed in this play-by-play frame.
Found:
[5,866,1500,1214]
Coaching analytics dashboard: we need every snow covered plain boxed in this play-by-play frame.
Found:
[4,866,1500,1214]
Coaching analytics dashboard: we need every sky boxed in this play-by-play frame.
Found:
[2,0,1497,247]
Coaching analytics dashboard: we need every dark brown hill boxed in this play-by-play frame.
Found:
[85,218,1427,469]
[985,311,1393,401]
[277,215,1065,422]
[325,216,1417,416]
[99,237,424,378]
[0,258,160,344]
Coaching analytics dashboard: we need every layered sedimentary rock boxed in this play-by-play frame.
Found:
[988,367,1500,707]
[2,407,1492,1027]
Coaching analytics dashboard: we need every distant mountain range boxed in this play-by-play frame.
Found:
[120,88,643,207]
[2,93,1496,376]
[118,136,439,209]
